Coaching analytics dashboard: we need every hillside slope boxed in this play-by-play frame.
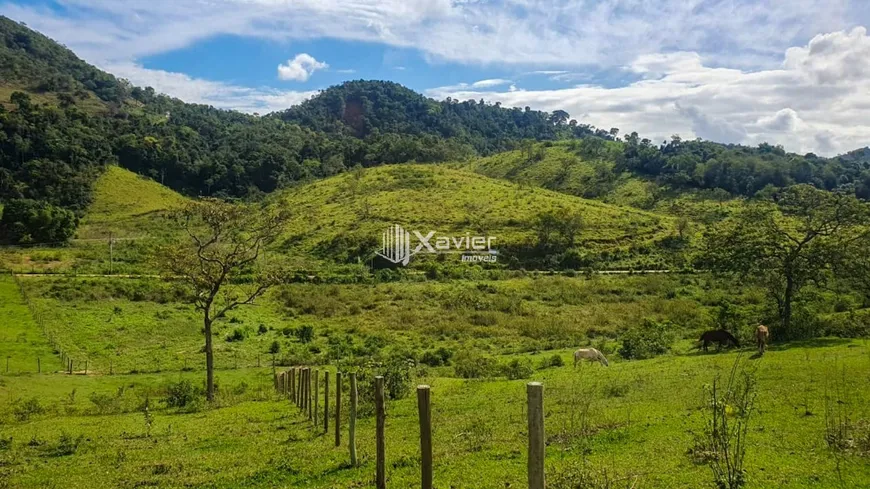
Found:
[271,164,681,270]
[76,166,188,239]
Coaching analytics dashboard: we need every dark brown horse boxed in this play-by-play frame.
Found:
[699,329,739,352]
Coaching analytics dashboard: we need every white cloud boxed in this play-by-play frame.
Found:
[471,79,512,88]
[4,0,869,70]
[426,29,870,156]
[277,53,328,82]
[107,62,317,113]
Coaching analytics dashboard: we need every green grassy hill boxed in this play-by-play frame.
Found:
[271,164,680,269]
[457,140,656,208]
[0,167,187,274]
[76,166,188,239]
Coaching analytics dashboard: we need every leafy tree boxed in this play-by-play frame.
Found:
[155,198,289,401]
[704,185,867,336]
[0,198,76,244]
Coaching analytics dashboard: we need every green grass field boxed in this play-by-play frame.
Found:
[0,340,868,488]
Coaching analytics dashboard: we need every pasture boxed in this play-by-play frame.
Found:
[0,339,868,488]
[0,272,868,488]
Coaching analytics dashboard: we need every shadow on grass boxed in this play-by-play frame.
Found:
[680,337,857,358]
[767,337,855,351]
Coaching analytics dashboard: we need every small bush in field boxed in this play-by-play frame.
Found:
[226,328,246,342]
[164,380,199,408]
[618,318,675,360]
[296,325,314,343]
[419,347,454,367]
[13,397,44,421]
[454,350,498,379]
[540,354,565,369]
[501,358,534,380]
[52,432,84,456]
[257,324,268,335]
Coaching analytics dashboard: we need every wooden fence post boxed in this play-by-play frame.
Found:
[417,385,432,489]
[109,359,113,375]
[84,360,88,375]
[350,372,358,466]
[375,376,386,489]
[297,368,304,409]
[37,357,40,374]
[527,382,545,489]
[335,372,342,447]
[314,369,320,428]
[290,367,296,403]
[324,371,330,433]
[308,369,317,421]
[6,356,9,373]
[301,368,307,411]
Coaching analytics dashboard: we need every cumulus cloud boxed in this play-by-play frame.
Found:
[107,62,317,113]
[277,53,328,82]
[427,29,870,156]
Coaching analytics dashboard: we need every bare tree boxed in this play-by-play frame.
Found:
[156,198,288,401]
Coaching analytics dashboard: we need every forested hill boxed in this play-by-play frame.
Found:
[273,80,605,155]
[1,15,869,245]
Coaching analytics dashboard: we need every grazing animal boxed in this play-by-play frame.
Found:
[756,324,769,355]
[573,348,609,367]
[699,329,739,352]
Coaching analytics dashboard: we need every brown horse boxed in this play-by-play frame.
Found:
[756,325,769,355]
[699,329,739,352]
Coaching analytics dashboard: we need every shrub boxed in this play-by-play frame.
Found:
[257,324,268,335]
[164,380,199,408]
[268,341,281,355]
[419,347,454,367]
[13,397,44,421]
[296,325,314,343]
[88,391,121,414]
[454,350,498,379]
[541,354,565,368]
[501,358,534,380]
[226,328,246,342]
[618,318,676,360]
[52,432,84,457]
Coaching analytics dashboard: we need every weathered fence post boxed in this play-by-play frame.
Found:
[37,357,40,374]
[527,382,545,489]
[324,371,330,433]
[297,368,304,409]
[335,372,342,447]
[417,385,432,489]
[274,371,279,391]
[284,371,290,394]
[301,368,307,411]
[109,359,113,375]
[5,356,9,373]
[84,360,88,375]
[308,368,313,420]
[290,367,296,402]
[314,369,320,428]
[350,372,358,466]
[375,376,386,489]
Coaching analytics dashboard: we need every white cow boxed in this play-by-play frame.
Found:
[573,348,610,368]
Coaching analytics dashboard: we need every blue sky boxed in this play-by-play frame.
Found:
[3,0,870,155]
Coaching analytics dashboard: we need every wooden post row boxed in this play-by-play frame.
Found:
[290,367,296,403]
[375,376,386,489]
[417,385,432,489]
[349,372,358,466]
[527,382,545,489]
